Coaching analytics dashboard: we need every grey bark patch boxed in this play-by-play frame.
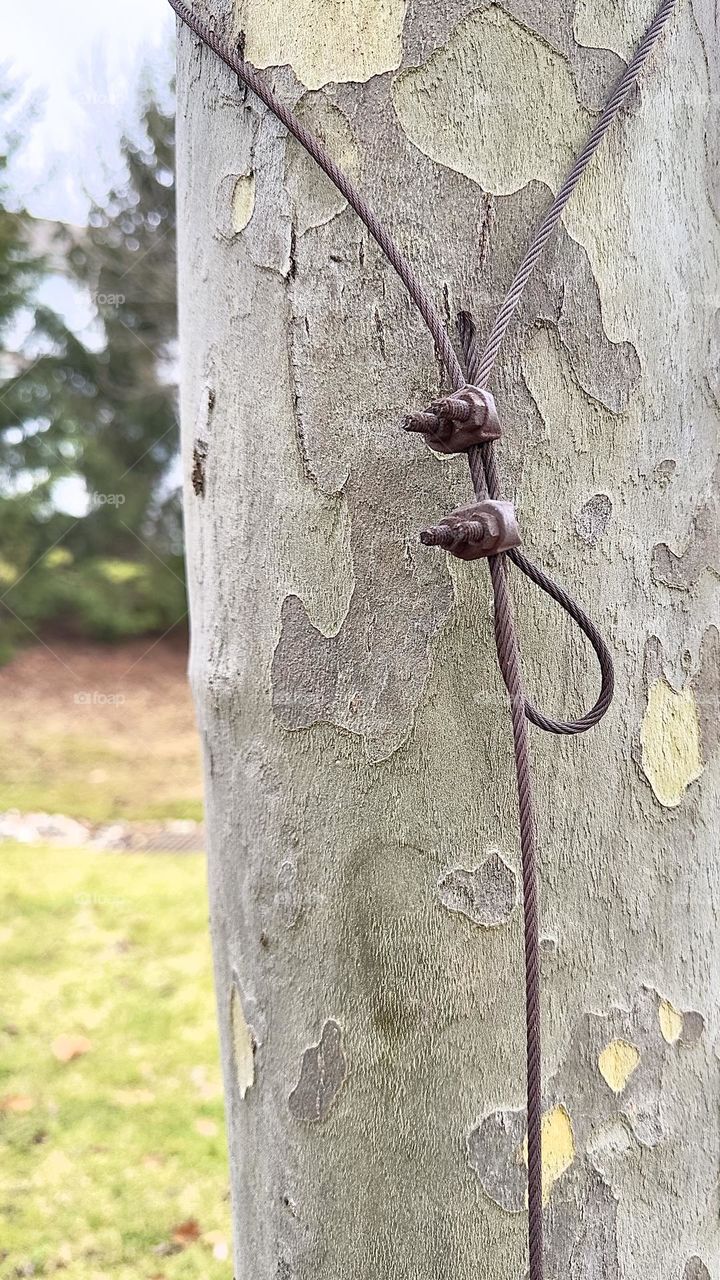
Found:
[276,859,302,928]
[653,458,676,488]
[642,634,666,687]
[289,1020,347,1123]
[437,850,517,927]
[548,1168,619,1280]
[547,231,640,415]
[680,1011,705,1045]
[466,1108,527,1213]
[271,579,452,757]
[575,494,612,545]
[691,626,720,761]
[684,1258,711,1280]
[651,460,720,590]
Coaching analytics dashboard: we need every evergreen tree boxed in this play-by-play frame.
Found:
[0,89,184,651]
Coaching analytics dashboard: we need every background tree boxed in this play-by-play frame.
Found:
[0,90,183,652]
[176,4,719,1279]
[0,83,37,336]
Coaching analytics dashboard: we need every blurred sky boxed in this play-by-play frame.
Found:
[5,0,174,227]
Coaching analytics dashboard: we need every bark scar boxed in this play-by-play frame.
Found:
[289,1019,347,1122]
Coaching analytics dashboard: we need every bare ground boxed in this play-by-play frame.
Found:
[0,637,204,823]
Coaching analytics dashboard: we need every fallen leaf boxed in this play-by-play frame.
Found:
[171,1218,201,1247]
[0,1094,33,1113]
[51,1034,92,1062]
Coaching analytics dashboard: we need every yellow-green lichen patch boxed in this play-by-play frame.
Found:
[523,1104,575,1206]
[231,173,256,233]
[574,0,652,61]
[392,7,588,196]
[658,998,683,1044]
[286,96,361,234]
[230,983,255,1099]
[640,679,704,808]
[234,0,406,90]
[598,1038,640,1094]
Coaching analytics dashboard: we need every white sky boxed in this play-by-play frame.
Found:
[5,0,175,226]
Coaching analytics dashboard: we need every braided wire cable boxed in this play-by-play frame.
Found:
[167,0,465,389]
[486,550,543,1269]
[168,5,679,1279]
[457,313,616,736]
[467,0,679,387]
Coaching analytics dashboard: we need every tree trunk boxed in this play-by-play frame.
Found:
[175,3,719,1277]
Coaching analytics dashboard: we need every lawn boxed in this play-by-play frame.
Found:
[0,842,230,1279]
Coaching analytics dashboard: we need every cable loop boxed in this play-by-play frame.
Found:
[509,547,615,735]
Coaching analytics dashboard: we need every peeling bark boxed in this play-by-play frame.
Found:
[288,1019,347,1122]
[437,850,517,927]
[176,2,720,1276]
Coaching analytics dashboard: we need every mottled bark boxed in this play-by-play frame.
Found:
[175,3,719,1277]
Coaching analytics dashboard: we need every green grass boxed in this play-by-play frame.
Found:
[0,844,230,1278]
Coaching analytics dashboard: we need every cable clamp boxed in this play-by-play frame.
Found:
[419,499,521,559]
[403,386,501,454]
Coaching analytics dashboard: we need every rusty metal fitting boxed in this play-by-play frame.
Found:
[419,499,521,560]
[403,386,501,454]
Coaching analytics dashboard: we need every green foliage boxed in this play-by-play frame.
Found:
[0,85,184,656]
[2,548,186,641]
[0,844,229,1278]
[0,84,38,335]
